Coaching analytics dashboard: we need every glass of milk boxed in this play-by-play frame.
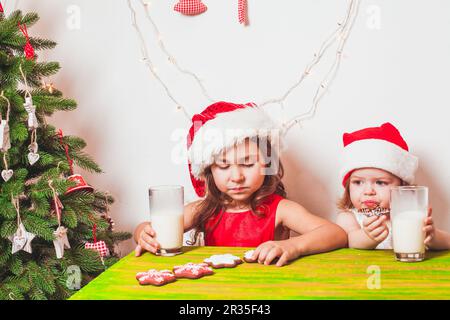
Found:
[390,186,428,262]
[148,185,184,256]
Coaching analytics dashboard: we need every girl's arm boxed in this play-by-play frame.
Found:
[133,200,202,255]
[279,200,348,252]
[426,228,450,251]
[252,199,348,266]
[336,211,384,249]
[423,208,450,251]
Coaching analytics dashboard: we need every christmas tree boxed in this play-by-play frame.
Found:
[0,8,131,299]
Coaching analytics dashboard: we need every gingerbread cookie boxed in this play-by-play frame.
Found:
[358,207,390,218]
[204,254,243,268]
[243,250,257,263]
[173,262,214,279]
[136,269,176,286]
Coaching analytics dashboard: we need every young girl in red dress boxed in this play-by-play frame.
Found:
[134,101,347,266]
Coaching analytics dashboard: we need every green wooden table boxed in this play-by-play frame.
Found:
[70,247,450,300]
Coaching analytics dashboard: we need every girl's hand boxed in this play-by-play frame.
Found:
[423,207,435,248]
[135,222,161,257]
[250,240,299,267]
[362,215,389,244]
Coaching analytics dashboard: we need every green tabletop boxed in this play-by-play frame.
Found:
[69,247,450,300]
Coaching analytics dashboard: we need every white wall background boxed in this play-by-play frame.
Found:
[9,0,450,255]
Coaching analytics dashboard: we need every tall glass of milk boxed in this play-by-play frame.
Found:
[390,186,428,262]
[148,185,184,256]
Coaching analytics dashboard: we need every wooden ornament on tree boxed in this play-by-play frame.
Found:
[1,91,13,182]
[53,226,70,259]
[49,180,71,259]
[8,196,36,254]
[174,0,207,16]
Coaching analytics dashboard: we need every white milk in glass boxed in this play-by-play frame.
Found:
[392,211,425,254]
[390,186,428,262]
[149,185,184,256]
[150,213,184,250]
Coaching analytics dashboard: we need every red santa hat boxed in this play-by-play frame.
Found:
[340,122,419,186]
[187,101,279,197]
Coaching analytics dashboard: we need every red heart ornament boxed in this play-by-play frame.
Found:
[85,240,109,257]
[174,0,207,16]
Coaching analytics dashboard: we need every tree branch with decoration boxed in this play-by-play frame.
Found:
[0,7,131,300]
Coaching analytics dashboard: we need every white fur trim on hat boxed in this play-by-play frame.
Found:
[188,106,280,178]
[339,139,419,184]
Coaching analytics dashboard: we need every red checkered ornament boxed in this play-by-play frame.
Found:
[174,0,207,16]
[85,240,109,257]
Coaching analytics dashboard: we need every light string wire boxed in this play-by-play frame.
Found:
[281,0,361,133]
[139,0,215,104]
[127,0,191,121]
[127,0,360,131]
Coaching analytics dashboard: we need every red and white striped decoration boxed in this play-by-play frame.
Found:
[238,0,248,25]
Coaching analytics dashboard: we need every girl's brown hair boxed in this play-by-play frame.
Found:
[187,138,286,245]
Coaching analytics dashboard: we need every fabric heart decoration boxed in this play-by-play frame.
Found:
[85,240,109,257]
[174,0,207,16]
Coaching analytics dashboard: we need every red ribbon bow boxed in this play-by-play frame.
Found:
[58,129,74,175]
[18,23,35,60]
[93,224,97,243]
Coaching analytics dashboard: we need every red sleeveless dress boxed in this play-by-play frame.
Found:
[204,193,284,247]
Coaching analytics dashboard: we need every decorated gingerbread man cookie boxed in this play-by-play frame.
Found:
[204,254,243,268]
[358,207,390,218]
[136,269,176,286]
[173,262,214,279]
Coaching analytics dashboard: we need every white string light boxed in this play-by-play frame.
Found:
[127,0,191,122]
[281,0,360,134]
[127,0,361,133]
[139,0,215,103]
